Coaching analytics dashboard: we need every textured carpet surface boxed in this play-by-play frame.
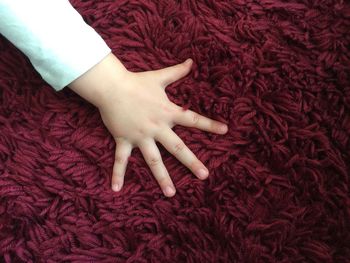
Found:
[1,0,350,262]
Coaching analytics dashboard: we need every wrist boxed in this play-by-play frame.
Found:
[68,52,128,108]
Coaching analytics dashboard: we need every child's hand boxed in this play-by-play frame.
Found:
[69,53,228,197]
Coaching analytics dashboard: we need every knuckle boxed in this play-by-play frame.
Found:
[149,117,159,125]
[171,104,185,115]
[191,160,201,171]
[192,112,200,125]
[148,156,161,167]
[137,128,147,136]
[157,174,168,184]
[115,155,126,164]
[174,142,185,154]
[182,62,189,69]
[162,104,173,113]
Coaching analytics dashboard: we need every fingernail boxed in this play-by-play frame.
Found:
[220,124,228,133]
[185,58,192,64]
[197,169,208,179]
[164,186,175,196]
[112,184,120,192]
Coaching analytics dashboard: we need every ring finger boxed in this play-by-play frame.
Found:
[138,138,176,197]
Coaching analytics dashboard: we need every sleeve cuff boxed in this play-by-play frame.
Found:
[0,0,112,91]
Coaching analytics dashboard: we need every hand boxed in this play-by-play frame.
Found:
[69,53,228,197]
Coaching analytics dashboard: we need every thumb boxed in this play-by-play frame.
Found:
[155,58,193,89]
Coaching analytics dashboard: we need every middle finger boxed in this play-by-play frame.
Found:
[155,128,209,180]
[138,138,176,197]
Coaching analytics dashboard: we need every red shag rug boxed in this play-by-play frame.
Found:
[1,0,350,262]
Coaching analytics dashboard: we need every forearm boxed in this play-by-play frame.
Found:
[68,52,129,108]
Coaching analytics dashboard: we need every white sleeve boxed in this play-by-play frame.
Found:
[0,0,111,91]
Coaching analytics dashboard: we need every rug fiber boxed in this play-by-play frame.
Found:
[0,0,349,262]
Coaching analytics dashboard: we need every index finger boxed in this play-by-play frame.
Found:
[171,104,228,134]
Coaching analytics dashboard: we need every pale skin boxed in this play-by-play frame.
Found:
[68,52,228,197]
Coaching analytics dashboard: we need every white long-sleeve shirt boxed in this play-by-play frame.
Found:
[0,0,111,91]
